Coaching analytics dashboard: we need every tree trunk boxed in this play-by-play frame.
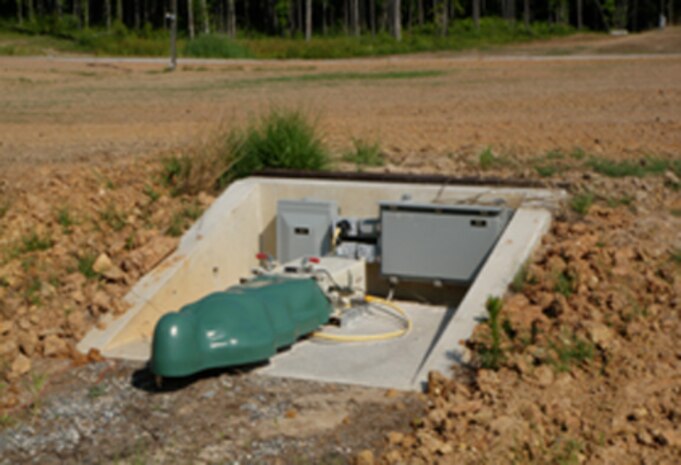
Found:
[440,0,448,35]
[116,0,123,23]
[352,0,360,35]
[26,0,34,22]
[507,0,515,22]
[134,0,141,29]
[201,0,210,33]
[523,0,529,28]
[392,0,401,40]
[170,0,178,70]
[418,0,423,25]
[305,0,312,39]
[82,0,89,28]
[669,0,674,25]
[16,0,23,24]
[577,0,583,29]
[472,0,480,29]
[55,0,62,18]
[188,0,195,37]
[227,0,236,37]
[105,0,112,29]
[370,0,376,34]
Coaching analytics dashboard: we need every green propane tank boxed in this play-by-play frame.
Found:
[150,275,332,378]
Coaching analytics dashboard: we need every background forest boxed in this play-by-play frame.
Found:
[0,0,677,58]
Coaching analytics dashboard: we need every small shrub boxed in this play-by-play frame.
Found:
[21,230,53,253]
[570,147,587,160]
[570,193,593,215]
[535,164,560,177]
[342,138,384,167]
[478,296,505,370]
[184,34,252,58]
[478,147,497,170]
[229,109,330,182]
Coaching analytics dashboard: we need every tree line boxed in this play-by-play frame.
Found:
[3,0,676,40]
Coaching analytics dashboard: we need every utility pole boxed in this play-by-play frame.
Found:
[168,0,178,71]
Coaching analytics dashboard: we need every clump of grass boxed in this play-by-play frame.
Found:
[184,34,252,58]
[100,205,126,232]
[88,384,106,399]
[478,147,497,170]
[24,277,42,306]
[143,185,160,203]
[671,248,681,265]
[570,147,587,160]
[535,164,560,177]
[342,138,384,167]
[554,271,575,297]
[77,252,99,280]
[165,203,204,237]
[570,193,594,215]
[587,157,679,178]
[510,263,529,293]
[20,230,54,253]
[478,296,505,370]
[228,108,330,182]
[548,333,594,372]
[56,207,75,234]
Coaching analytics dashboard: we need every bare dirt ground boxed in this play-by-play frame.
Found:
[0,27,680,465]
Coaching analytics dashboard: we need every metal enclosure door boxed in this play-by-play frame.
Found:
[380,204,511,283]
[276,200,338,263]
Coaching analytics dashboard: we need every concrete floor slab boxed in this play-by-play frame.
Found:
[259,302,454,390]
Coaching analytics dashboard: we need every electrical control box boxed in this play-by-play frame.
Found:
[334,217,380,263]
[277,199,339,263]
[379,201,511,283]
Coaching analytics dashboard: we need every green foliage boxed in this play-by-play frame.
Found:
[548,333,594,372]
[24,276,42,306]
[20,230,53,253]
[88,384,106,399]
[554,271,574,297]
[342,138,384,167]
[478,147,503,170]
[228,109,329,182]
[257,70,446,83]
[478,296,505,370]
[1,17,575,59]
[587,157,680,178]
[185,34,252,58]
[570,192,593,215]
[160,154,193,195]
[510,263,530,293]
[165,203,203,237]
[670,248,681,265]
[143,185,160,203]
[77,252,99,280]
[100,204,126,231]
[56,207,75,234]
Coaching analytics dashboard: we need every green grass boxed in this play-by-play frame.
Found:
[554,271,575,297]
[671,248,681,265]
[100,205,126,232]
[228,108,330,182]
[256,70,446,84]
[185,34,252,58]
[587,156,681,178]
[165,203,203,237]
[478,296,505,370]
[548,333,594,372]
[570,192,594,215]
[478,147,511,170]
[342,138,384,167]
[20,230,53,253]
[77,252,99,280]
[56,207,75,234]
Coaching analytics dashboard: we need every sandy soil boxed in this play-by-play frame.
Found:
[1,28,680,177]
[0,27,680,465]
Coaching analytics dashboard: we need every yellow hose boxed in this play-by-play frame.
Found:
[312,295,412,342]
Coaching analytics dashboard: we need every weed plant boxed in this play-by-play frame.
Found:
[478,296,505,370]
[342,138,384,167]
